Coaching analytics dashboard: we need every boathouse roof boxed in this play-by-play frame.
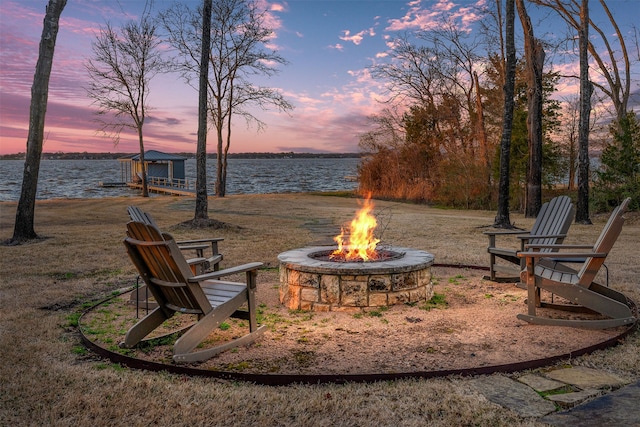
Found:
[119,150,187,161]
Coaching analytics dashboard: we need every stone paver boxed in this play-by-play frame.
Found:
[545,389,601,408]
[469,375,556,418]
[540,380,640,427]
[544,366,629,390]
[517,374,566,393]
[469,368,639,425]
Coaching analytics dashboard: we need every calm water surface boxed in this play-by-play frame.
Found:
[0,158,360,201]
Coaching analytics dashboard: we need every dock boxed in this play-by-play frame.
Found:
[115,150,194,196]
[99,181,128,188]
[127,177,195,197]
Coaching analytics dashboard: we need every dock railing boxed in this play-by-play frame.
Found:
[147,176,191,189]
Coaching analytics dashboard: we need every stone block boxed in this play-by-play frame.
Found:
[297,271,320,288]
[313,303,331,312]
[409,286,427,303]
[368,292,388,307]
[278,283,286,303]
[301,287,319,303]
[320,275,340,304]
[341,280,367,306]
[392,272,417,291]
[284,285,301,310]
[424,281,434,300]
[287,269,301,286]
[417,268,432,287]
[300,300,313,311]
[368,275,391,292]
[388,290,411,305]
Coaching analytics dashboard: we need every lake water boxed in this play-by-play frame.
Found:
[0,158,360,201]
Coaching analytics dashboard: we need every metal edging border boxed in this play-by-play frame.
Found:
[78,264,638,386]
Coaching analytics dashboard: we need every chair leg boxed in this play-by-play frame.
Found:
[489,253,496,281]
[121,307,170,348]
[246,270,259,332]
[526,280,541,316]
[173,325,267,363]
[538,280,633,320]
[516,314,635,329]
[173,295,243,357]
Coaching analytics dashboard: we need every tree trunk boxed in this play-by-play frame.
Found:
[215,118,224,197]
[11,0,67,244]
[138,126,148,197]
[195,0,212,220]
[576,0,592,224]
[517,0,544,218]
[219,107,233,198]
[473,70,491,207]
[494,0,516,228]
[525,40,544,217]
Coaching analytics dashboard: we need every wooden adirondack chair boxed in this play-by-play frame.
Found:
[517,198,636,329]
[121,221,266,363]
[126,206,225,309]
[127,205,223,273]
[485,195,575,281]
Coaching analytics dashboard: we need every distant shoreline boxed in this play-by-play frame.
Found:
[0,152,363,161]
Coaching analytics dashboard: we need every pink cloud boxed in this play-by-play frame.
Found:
[339,28,376,46]
[385,0,485,32]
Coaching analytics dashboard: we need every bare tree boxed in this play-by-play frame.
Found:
[516,0,545,217]
[417,22,493,200]
[561,97,580,191]
[531,0,634,221]
[494,0,516,228]
[195,0,212,220]
[160,0,293,199]
[85,6,164,197]
[9,0,67,244]
[532,0,632,130]
[576,0,593,223]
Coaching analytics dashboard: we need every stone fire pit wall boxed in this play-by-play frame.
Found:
[278,246,435,312]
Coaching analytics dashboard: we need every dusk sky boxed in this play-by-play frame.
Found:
[0,0,638,155]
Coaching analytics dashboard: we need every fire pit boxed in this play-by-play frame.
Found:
[278,245,434,312]
[278,194,434,312]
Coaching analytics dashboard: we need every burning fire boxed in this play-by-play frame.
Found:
[332,193,380,261]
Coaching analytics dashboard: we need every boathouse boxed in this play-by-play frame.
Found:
[117,150,194,195]
[119,150,187,184]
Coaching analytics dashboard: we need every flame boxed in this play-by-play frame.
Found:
[332,193,380,261]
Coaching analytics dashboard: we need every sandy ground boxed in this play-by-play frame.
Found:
[82,266,626,376]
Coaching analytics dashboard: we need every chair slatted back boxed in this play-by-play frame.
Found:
[125,222,212,315]
[128,206,161,229]
[529,196,575,250]
[576,198,630,286]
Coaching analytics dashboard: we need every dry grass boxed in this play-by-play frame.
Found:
[1,194,639,426]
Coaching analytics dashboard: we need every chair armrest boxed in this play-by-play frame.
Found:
[186,257,208,265]
[176,237,224,245]
[483,229,530,236]
[484,229,530,249]
[524,243,593,250]
[516,233,567,241]
[517,251,607,259]
[178,244,210,251]
[190,262,263,282]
